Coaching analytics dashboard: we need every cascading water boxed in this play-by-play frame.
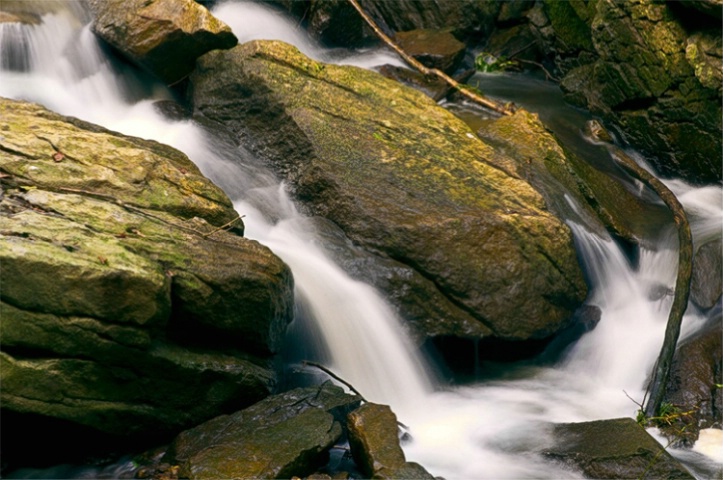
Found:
[1,1,721,478]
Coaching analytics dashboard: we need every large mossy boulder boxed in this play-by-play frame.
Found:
[189,40,588,343]
[166,383,362,479]
[0,97,294,437]
[543,418,695,479]
[537,0,722,184]
[88,0,237,85]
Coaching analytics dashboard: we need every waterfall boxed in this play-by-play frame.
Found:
[1,2,721,478]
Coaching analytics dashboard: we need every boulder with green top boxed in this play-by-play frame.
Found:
[88,0,237,84]
[0,97,293,437]
[190,40,587,344]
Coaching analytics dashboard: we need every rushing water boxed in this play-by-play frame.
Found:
[1,1,721,478]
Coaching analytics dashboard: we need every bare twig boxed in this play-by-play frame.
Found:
[202,215,244,237]
[513,58,560,82]
[303,360,367,401]
[347,0,515,116]
[302,360,411,430]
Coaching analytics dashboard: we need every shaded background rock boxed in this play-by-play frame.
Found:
[269,0,500,48]
[691,239,723,310]
[189,40,588,347]
[88,0,237,85]
[534,0,722,185]
[662,316,723,444]
[543,418,695,479]
[0,98,293,445]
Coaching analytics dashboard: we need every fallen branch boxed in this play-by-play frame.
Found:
[302,360,411,430]
[347,0,515,116]
[612,150,693,418]
[586,120,692,418]
[303,360,367,401]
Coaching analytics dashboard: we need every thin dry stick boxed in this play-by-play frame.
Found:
[303,361,411,430]
[11,182,245,243]
[347,0,515,116]
[303,360,367,401]
[202,215,245,237]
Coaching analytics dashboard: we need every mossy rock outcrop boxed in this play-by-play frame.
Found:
[0,97,294,437]
[539,0,722,184]
[190,40,587,343]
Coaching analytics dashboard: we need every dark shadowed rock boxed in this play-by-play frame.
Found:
[663,317,723,444]
[167,383,361,479]
[393,29,466,74]
[691,239,722,310]
[536,0,722,184]
[88,0,237,84]
[272,0,500,46]
[190,40,588,344]
[543,418,695,479]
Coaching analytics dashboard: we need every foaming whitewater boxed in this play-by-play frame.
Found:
[212,0,408,69]
[0,0,431,410]
[1,2,721,478]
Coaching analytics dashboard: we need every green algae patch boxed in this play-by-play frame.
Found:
[0,96,293,436]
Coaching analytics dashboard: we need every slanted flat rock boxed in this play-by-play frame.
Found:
[190,40,588,344]
[543,418,695,479]
[168,383,362,479]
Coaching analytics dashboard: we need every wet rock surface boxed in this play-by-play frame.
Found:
[663,316,723,444]
[88,0,237,84]
[0,97,293,437]
[543,417,695,479]
[166,383,362,479]
[190,40,588,344]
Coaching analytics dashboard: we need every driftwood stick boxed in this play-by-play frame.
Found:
[303,360,368,401]
[607,151,693,418]
[347,0,515,116]
[302,361,411,430]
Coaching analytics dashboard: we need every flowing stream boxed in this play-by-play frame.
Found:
[1,2,721,478]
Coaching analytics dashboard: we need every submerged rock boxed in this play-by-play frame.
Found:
[0,97,293,437]
[543,418,695,479]
[190,40,587,344]
[88,0,237,85]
